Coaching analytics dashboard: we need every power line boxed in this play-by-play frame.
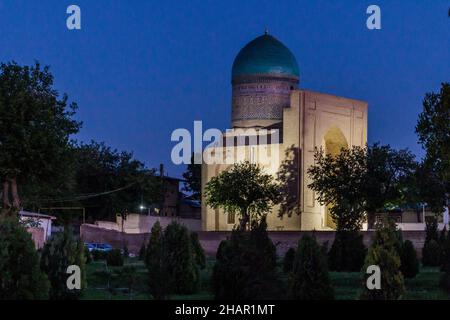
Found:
[35,182,138,203]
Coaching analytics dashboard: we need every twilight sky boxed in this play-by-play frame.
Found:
[0,0,449,178]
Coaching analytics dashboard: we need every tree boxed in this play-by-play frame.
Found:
[190,232,206,269]
[328,231,366,272]
[283,247,296,273]
[308,144,417,231]
[205,161,280,230]
[106,249,124,267]
[163,221,200,294]
[422,217,442,266]
[183,153,201,200]
[212,218,281,300]
[40,229,86,299]
[0,217,50,299]
[400,240,419,279]
[144,221,168,300]
[308,147,367,231]
[0,61,81,214]
[360,217,405,300]
[287,235,334,300]
[70,141,162,221]
[415,161,447,214]
[308,147,368,271]
[440,232,450,292]
[364,144,417,229]
[416,83,450,214]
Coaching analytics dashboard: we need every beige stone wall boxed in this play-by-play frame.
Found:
[299,90,368,230]
[201,89,368,231]
[96,213,202,233]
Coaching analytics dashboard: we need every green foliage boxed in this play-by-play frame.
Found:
[212,219,281,300]
[440,232,450,292]
[71,141,162,221]
[425,217,439,242]
[144,221,167,300]
[287,235,334,300]
[163,221,200,294]
[114,265,138,299]
[283,247,296,273]
[416,83,450,212]
[400,240,419,279]
[307,147,366,231]
[0,61,81,211]
[92,250,107,261]
[190,232,206,269]
[422,240,441,267]
[422,218,442,266]
[0,217,49,299]
[205,161,280,230]
[360,217,405,300]
[183,153,201,200]
[328,231,366,272]
[106,249,124,267]
[308,144,417,231]
[40,230,86,300]
[364,144,417,228]
[84,246,92,264]
[415,162,447,215]
[145,221,203,298]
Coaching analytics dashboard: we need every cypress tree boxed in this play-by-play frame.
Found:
[40,229,86,300]
[283,248,296,273]
[287,235,334,300]
[145,221,167,300]
[163,221,199,294]
[400,240,419,278]
[0,217,50,300]
[360,217,405,300]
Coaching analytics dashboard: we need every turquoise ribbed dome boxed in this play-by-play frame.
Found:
[232,33,299,79]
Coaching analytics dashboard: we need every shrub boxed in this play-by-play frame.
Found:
[441,232,450,271]
[422,239,441,266]
[287,235,334,300]
[190,232,206,269]
[84,246,92,264]
[440,236,450,292]
[145,221,168,300]
[360,217,405,300]
[40,230,86,300]
[122,245,129,259]
[283,248,296,273]
[328,230,366,272]
[212,218,281,300]
[106,249,124,267]
[92,250,107,261]
[138,242,146,261]
[0,217,50,299]
[425,217,439,242]
[163,221,199,294]
[400,240,419,278]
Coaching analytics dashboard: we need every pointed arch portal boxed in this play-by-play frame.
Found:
[323,126,348,229]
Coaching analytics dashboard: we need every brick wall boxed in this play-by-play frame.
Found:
[80,224,427,258]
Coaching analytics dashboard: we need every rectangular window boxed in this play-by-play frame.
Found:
[227,213,235,225]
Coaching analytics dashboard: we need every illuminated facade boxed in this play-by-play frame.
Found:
[201,33,368,231]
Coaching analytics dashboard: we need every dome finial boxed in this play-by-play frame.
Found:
[264,27,269,35]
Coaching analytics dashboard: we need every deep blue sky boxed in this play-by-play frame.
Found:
[1,0,449,178]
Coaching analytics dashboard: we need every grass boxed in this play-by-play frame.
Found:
[82,257,449,300]
[82,257,215,300]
